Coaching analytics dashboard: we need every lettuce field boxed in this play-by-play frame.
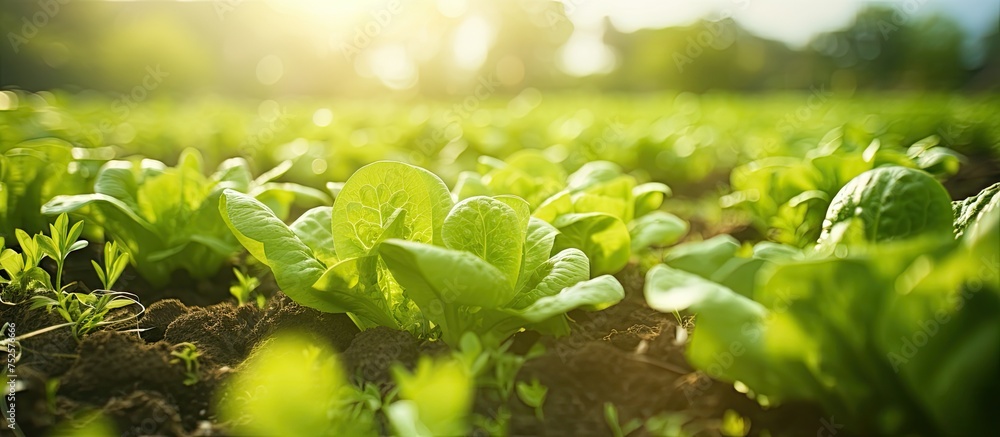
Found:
[2,1,1000,436]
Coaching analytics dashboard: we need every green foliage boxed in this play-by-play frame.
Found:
[170,342,201,386]
[229,268,263,308]
[644,412,708,437]
[457,154,685,275]
[723,132,962,247]
[221,162,625,345]
[456,150,566,210]
[953,182,1000,238]
[42,148,328,286]
[220,161,449,334]
[818,166,954,247]
[0,230,52,302]
[662,235,741,280]
[218,334,377,436]
[515,379,548,420]
[628,211,688,253]
[388,356,474,437]
[644,207,1000,435]
[719,410,750,437]
[0,139,91,240]
[29,290,142,340]
[452,332,542,434]
[92,241,129,291]
[36,213,88,290]
[604,402,643,437]
[45,379,60,415]
[379,195,625,346]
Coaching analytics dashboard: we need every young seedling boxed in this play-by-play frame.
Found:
[515,379,548,420]
[36,213,88,290]
[452,332,545,433]
[348,382,396,424]
[1,231,53,303]
[29,290,142,340]
[387,356,473,437]
[644,412,702,437]
[605,402,643,437]
[229,268,263,308]
[92,241,129,291]
[170,342,201,386]
[719,410,750,437]
[45,379,60,415]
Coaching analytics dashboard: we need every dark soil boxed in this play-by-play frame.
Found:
[491,265,835,437]
[4,257,839,437]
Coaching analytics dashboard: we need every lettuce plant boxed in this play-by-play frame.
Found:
[817,166,954,247]
[645,182,1000,435]
[42,148,328,286]
[220,161,624,345]
[0,139,92,240]
[722,132,963,247]
[378,195,625,345]
[454,151,686,275]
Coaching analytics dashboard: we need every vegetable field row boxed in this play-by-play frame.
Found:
[1,91,998,436]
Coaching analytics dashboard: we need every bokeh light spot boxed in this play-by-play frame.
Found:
[256,55,284,85]
[313,108,334,127]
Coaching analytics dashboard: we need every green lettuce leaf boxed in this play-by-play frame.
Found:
[332,161,453,260]
[633,182,672,217]
[663,234,740,279]
[442,196,525,288]
[629,211,688,251]
[552,212,631,276]
[818,166,954,247]
[953,182,999,239]
[219,190,331,312]
[379,239,513,309]
[289,206,337,266]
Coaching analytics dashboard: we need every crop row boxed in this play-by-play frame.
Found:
[1,92,998,435]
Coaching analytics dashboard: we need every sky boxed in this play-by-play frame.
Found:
[559,0,1000,75]
[568,0,998,45]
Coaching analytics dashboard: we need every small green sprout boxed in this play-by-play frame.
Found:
[91,241,129,291]
[36,213,88,290]
[29,290,141,340]
[451,332,545,434]
[229,268,263,308]
[605,402,643,437]
[1,230,52,302]
[349,382,396,422]
[644,412,701,437]
[170,342,201,386]
[720,410,750,437]
[388,356,473,437]
[46,379,60,414]
[515,379,548,420]
[13,229,43,269]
